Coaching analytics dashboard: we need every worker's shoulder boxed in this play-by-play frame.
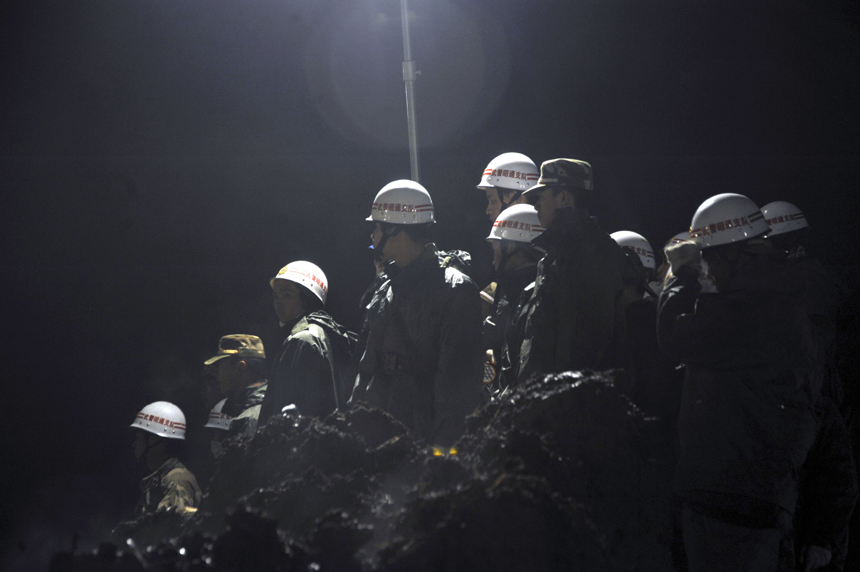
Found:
[443,263,477,290]
[163,461,197,486]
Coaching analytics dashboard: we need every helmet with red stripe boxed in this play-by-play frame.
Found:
[367,179,435,225]
[131,401,187,440]
[666,231,692,247]
[690,193,769,249]
[270,260,328,306]
[610,231,656,270]
[486,204,545,244]
[477,152,539,193]
[205,399,233,431]
[760,201,809,237]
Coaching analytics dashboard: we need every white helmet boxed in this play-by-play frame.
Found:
[477,152,540,192]
[205,398,233,431]
[486,204,545,243]
[689,193,768,249]
[761,201,809,237]
[270,260,328,306]
[666,231,692,247]
[131,401,187,440]
[366,179,434,224]
[610,231,656,270]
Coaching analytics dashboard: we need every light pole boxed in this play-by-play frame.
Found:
[400,0,420,182]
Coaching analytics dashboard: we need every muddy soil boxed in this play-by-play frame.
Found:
[50,370,677,571]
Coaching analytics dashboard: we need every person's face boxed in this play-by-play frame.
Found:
[200,363,221,410]
[133,430,147,460]
[701,249,733,291]
[372,223,408,265]
[484,188,503,221]
[209,430,227,458]
[272,280,304,323]
[491,240,503,271]
[215,357,241,395]
[534,188,568,228]
[371,223,385,254]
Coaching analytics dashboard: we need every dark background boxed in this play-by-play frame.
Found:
[2,0,859,569]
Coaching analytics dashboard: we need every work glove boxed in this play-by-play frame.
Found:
[483,350,497,385]
[664,241,702,275]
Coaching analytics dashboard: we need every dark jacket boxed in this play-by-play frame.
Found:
[484,264,538,392]
[518,209,629,382]
[657,257,818,521]
[483,264,537,360]
[258,311,355,425]
[351,246,483,446]
[625,297,683,424]
[794,396,858,567]
[793,255,848,405]
[350,250,473,390]
[498,283,534,390]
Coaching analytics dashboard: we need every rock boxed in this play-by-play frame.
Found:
[56,370,676,570]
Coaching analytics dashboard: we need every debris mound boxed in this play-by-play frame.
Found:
[52,370,676,571]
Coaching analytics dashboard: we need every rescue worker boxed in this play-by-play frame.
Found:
[610,231,658,298]
[483,204,544,392]
[657,193,818,571]
[200,361,222,413]
[350,179,483,446]
[793,396,857,571]
[258,261,355,425]
[762,201,857,570]
[517,158,631,382]
[762,200,810,260]
[203,334,267,439]
[611,229,686,568]
[655,232,694,294]
[475,153,540,319]
[477,152,540,222]
[130,401,202,515]
[763,201,843,365]
[610,230,681,421]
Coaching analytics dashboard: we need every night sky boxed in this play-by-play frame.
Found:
[2,0,859,568]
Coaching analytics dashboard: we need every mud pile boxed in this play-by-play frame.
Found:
[50,370,677,571]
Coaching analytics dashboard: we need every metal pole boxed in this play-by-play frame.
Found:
[400,0,420,182]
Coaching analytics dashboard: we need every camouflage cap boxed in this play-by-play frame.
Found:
[204,334,265,365]
[521,158,593,197]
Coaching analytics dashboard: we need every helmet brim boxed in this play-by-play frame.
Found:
[520,183,546,197]
[203,354,232,366]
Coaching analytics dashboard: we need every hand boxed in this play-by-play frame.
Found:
[664,241,702,275]
[803,545,832,571]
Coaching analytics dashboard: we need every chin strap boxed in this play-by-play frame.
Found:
[496,246,513,282]
[372,224,401,263]
[497,189,523,211]
[502,191,521,208]
[788,244,806,260]
[137,433,158,469]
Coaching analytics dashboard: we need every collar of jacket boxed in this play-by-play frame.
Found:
[304,310,343,332]
[238,383,267,407]
[496,263,538,302]
[284,310,350,342]
[531,207,592,251]
[281,312,313,337]
[141,457,182,488]
[390,244,439,284]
